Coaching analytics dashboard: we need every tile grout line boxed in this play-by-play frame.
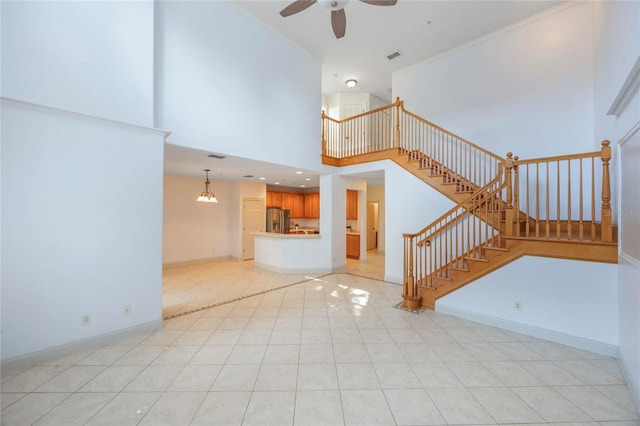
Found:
[162,272,396,321]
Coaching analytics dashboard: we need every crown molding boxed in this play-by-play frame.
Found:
[608,55,640,117]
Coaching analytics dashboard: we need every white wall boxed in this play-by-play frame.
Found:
[1,0,154,127]
[592,0,640,409]
[155,1,321,170]
[437,257,619,354]
[358,161,454,283]
[163,175,232,265]
[1,0,162,365]
[1,100,165,361]
[393,2,595,159]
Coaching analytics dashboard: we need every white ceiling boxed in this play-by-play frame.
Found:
[235,0,563,102]
[165,0,564,189]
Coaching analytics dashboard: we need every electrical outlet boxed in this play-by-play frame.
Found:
[81,314,90,325]
[123,305,132,315]
[514,301,522,311]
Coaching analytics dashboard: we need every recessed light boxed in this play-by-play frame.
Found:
[259,177,266,180]
[300,185,306,188]
[296,171,303,174]
[305,178,311,181]
[274,182,280,185]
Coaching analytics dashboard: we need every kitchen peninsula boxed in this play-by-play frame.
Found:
[252,231,329,274]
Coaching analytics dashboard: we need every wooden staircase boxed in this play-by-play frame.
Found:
[321,98,618,310]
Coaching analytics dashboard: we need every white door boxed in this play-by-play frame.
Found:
[243,198,264,260]
[367,202,379,250]
[343,104,367,153]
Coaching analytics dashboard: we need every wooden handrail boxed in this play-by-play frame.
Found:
[399,104,504,162]
[322,100,398,124]
[515,150,601,164]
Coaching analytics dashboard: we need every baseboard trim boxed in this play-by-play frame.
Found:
[617,348,640,414]
[253,261,332,274]
[384,274,402,285]
[1,319,163,376]
[162,255,232,269]
[435,304,618,357]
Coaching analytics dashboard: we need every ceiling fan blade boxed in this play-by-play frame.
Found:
[279,0,317,17]
[359,0,397,5]
[331,8,346,39]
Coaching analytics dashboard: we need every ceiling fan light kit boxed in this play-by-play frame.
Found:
[279,0,397,39]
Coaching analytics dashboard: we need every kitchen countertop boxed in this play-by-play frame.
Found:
[253,231,320,239]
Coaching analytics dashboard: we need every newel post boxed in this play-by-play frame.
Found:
[600,140,612,243]
[402,234,422,310]
[513,156,520,236]
[395,97,402,149]
[504,152,514,237]
[321,110,327,156]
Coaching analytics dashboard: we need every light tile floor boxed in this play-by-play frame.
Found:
[2,251,639,425]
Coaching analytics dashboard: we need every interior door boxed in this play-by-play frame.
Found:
[243,198,264,260]
[343,104,367,153]
[367,202,378,250]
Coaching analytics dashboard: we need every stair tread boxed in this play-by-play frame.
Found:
[464,256,488,262]
[433,275,452,281]
[448,266,469,272]
[484,245,508,252]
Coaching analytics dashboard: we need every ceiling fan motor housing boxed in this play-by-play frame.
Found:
[319,0,351,11]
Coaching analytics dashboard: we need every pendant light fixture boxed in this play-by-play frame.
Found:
[196,169,218,203]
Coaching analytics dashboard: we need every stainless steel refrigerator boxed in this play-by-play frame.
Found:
[266,208,290,233]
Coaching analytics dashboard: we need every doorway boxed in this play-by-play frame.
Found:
[367,202,379,250]
[242,198,264,260]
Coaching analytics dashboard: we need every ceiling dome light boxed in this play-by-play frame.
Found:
[346,79,357,88]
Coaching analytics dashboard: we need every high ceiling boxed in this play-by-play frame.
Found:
[165,0,564,189]
[236,0,563,102]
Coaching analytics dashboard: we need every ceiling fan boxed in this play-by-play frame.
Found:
[279,0,398,39]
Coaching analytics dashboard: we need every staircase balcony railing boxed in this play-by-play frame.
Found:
[321,99,614,309]
[401,158,509,308]
[322,98,504,190]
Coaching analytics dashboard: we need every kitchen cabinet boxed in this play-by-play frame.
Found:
[293,194,305,218]
[268,190,319,219]
[304,192,320,219]
[281,192,294,214]
[346,190,358,220]
[266,191,282,208]
[281,192,304,218]
[346,234,360,259]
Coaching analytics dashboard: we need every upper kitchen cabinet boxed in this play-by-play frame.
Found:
[346,190,358,220]
[266,191,282,208]
[304,192,320,219]
[269,190,318,219]
[281,192,295,215]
